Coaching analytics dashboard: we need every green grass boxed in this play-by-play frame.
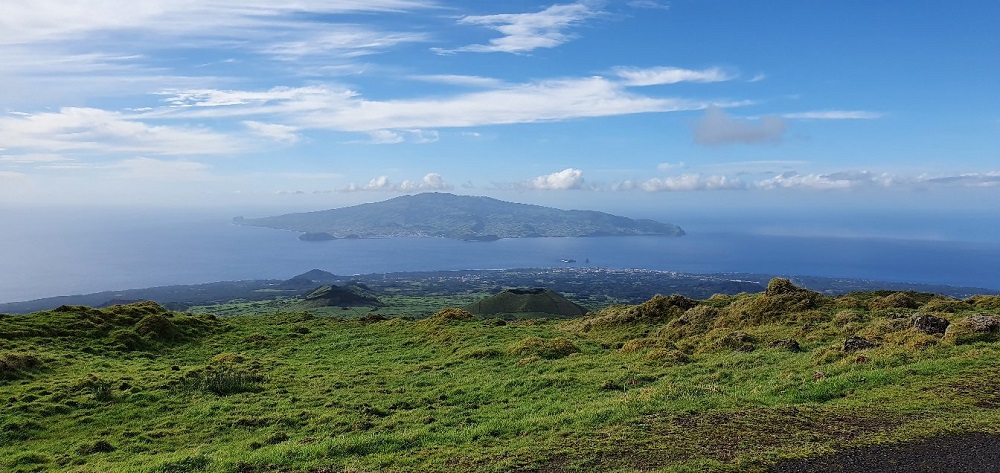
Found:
[3,280,1000,472]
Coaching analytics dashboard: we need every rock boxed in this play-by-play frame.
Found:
[911,313,950,335]
[843,336,876,352]
[768,339,802,351]
[966,314,1000,333]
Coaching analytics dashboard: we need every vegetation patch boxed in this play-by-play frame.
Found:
[508,337,581,359]
[420,307,475,325]
[3,278,1000,472]
[0,352,42,380]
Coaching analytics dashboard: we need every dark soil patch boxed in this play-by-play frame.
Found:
[942,370,1000,409]
[518,407,914,472]
[768,432,1000,473]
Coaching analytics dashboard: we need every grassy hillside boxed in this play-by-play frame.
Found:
[3,280,1000,472]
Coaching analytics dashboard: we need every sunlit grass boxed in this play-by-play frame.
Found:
[3,281,1000,471]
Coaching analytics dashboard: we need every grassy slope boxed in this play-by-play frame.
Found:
[2,282,1000,472]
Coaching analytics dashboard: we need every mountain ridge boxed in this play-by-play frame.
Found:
[235,192,685,240]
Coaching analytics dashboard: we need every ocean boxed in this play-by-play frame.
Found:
[2,207,1000,303]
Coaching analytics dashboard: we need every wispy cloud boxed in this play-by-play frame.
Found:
[2,2,439,104]
[694,106,786,146]
[434,2,601,54]
[261,27,431,60]
[756,171,895,190]
[612,169,1000,193]
[783,110,883,120]
[921,172,1000,187]
[0,1,439,46]
[0,108,244,156]
[657,162,686,171]
[614,66,736,86]
[243,121,300,143]
[408,74,507,88]
[627,0,669,10]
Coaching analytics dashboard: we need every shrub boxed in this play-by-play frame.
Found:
[76,439,115,455]
[655,305,720,340]
[967,295,1000,312]
[135,313,179,340]
[698,330,757,353]
[620,337,677,353]
[765,278,807,296]
[0,352,42,380]
[111,329,146,351]
[105,301,168,318]
[868,292,919,312]
[920,298,969,313]
[944,313,1000,345]
[422,307,475,325]
[643,348,690,364]
[508,337,581,359]
[200,367,264,395]
[210,352,246,365]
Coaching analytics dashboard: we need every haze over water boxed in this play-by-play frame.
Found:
[4,206,999,304]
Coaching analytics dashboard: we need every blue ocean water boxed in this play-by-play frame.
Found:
[1,208,999,303]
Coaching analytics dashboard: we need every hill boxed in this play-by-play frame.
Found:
[296,283,382,309]
[234,192,685,240]
[464,288,588,318]
[3,282,1000,472]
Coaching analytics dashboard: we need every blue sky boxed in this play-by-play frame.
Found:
[1,0,998,215]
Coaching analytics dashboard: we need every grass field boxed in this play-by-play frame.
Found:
[3,280,1000,472]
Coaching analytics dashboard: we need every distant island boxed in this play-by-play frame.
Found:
[234,192,685,241]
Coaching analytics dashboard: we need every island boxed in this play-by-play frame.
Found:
[234,192,685,240]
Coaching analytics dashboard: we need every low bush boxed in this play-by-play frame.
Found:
[0,352,42,380]
[421,307,475,325]
[508,337,580,359]
[199,367,264,395]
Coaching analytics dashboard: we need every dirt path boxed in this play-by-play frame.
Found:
[768,432,1000,472]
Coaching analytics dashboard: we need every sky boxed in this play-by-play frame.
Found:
[1,0,998,217]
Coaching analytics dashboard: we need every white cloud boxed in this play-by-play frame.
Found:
[435,2,600,54]
[406,129,440,143]
[614,66,735,86]
[367,130,405,144]
[526,168,585,190]
[637,174,748,192]
[343,173,453,192]
[783,110,884,120]
[694,106,786,146]
[156,78,712,131]
[297,77,705,131]
[0,108,243,156]
[400,173,453,191]
[243,121,300,143]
